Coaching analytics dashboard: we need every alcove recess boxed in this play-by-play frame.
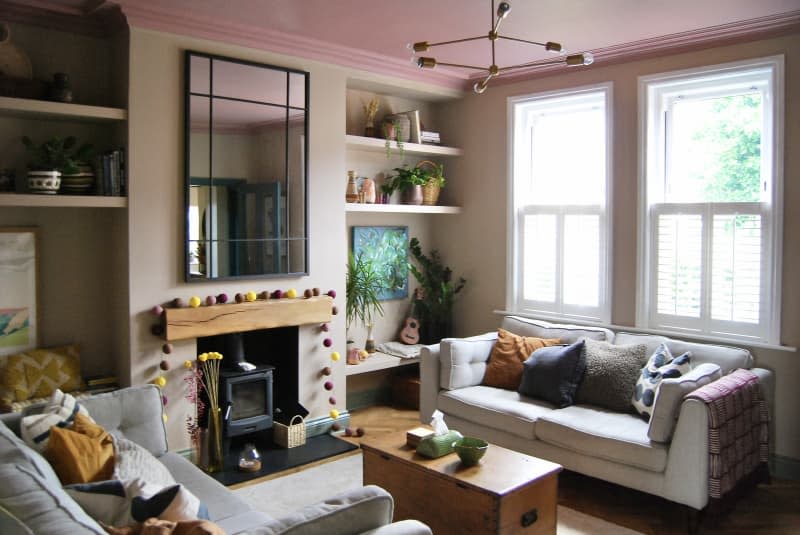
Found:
[162,296,333,341]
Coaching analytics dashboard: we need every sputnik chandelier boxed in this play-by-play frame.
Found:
[410,0,594,93]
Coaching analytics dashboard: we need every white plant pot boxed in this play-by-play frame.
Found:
[27,170,61,194]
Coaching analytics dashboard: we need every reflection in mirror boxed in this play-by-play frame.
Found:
[185,51,309,280]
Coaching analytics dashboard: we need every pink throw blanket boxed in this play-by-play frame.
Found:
[685,368,769,502]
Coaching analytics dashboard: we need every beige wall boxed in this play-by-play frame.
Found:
[436,33,800,462]
[127,28,348,449]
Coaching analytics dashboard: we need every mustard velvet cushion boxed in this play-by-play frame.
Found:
[1,345,82,402]
[482,329,561,390]
[46,412,115,486]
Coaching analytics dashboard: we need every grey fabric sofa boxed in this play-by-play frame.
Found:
[0,385,431,535]
[420,315,775,511]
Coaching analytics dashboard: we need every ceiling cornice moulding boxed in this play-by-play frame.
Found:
[120,3,465,91]
[484,9,800,89]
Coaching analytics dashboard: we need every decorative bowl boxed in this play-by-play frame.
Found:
[453,437,489,466]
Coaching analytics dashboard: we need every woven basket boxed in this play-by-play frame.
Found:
[416,160,442,206]
[273,414,306,448]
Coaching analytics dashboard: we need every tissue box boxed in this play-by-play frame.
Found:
[416,430,463,458]
[406,427,434,448]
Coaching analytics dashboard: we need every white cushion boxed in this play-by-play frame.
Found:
[535,405,669,472]
[20,389,93,452]
[648,363,722,443]
[438,334,496,390]
[632,344,692,422]
[438,385,552,440]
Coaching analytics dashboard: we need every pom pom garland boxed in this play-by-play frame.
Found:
[327,289,336,298]
[329,409,340,419]
[162,343,173,354]
[217,293,229,303]
[151,305,164,316]
[286,288,298,299]
[188,296,202,308]
[324,381,334,391]
[245,291,257,302]
[323,338,332,347]
[206,295,216,306]
[330,352,341,362]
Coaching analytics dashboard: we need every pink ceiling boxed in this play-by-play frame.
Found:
[6,0,800,89]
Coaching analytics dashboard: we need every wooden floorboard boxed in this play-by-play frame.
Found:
[346,405,800,535]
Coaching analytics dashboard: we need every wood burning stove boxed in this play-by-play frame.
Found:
[219,366,274,453]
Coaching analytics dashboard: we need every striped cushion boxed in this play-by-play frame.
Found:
[20,389,93,452]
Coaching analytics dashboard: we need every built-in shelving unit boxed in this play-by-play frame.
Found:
[345,134,462,157]
[345,203,461,214]
[0,193,126,208]
[345,352,420,376]
[0,96,127,123]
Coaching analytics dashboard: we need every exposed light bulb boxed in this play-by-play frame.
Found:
[497,2,511,18]
[417,57,437,69]
[566,53,593,66]
[406,42,416,55]
[582,52,594,65]
[545,41,562,53]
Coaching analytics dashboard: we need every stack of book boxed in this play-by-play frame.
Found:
[85,375,119,394]
[420,131,441,144]
[93,148,126,196]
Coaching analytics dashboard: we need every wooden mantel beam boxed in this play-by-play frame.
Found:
[163,296,333,341]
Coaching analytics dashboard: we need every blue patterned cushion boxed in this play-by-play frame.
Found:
[632,344,692,421]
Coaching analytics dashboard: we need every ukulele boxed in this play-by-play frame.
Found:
[399,316,420,345]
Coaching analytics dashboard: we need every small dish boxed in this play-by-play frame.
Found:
[453,437,489,466]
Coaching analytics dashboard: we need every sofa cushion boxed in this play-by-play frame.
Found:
[0,419,62,488]
[482,329,561,390]
[438,385,553,440]
[575,339,647,412]
[518,341,586,408]
[1,345,82,402]
[80,385,168,457]
[47,412,115,485]
[612,332,752,374]
[648,363,722,443]
[0,463,105,534]
[501,316,614,343]
[439,334,496,390]
[20,388,93,452]
[535,405,669,472]
[632,344,692,422]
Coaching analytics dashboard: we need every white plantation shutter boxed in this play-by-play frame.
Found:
[511,85,611,323]
[654,210,702,320]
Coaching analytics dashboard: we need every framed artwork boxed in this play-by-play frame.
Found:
[352,226,408,301]
[0,228,39,356]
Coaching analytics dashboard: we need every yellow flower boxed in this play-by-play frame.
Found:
[330,351,341,362]
[183,360,193,369]
[198,353,208,362]
[214,352,223,360]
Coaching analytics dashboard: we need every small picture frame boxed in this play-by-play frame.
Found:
[0,228,39,356]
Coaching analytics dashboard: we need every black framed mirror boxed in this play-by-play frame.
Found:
[185,51,309,280]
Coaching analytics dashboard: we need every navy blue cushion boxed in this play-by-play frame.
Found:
[518,340,586,408]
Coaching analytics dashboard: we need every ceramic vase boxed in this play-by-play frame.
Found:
[401,185,423,205]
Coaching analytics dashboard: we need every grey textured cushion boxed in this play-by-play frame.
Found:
[648,363,722,443]
[438,334,496,390]
[0,464,105,534]
[518,340,586,408]
[575,339,647,412]
[0,420,61,488]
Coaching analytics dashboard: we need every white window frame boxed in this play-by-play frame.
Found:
[507,83,613,324]
[637,56,784,345]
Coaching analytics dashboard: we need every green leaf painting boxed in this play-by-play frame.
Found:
[352,226,409,300]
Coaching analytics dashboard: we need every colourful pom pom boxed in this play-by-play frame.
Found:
[188,296,202,308]
[162,395,168,405]
[323,338,332,347]
[329,409,340,420]
[206,295,216,306]
[162,413,169,423]
[286,288,297,299]
[162,343,173,354]
[183,360,193,369]
[313,288,321,296]
[246,291,257,302]
[235,293,245,303]
[328,396,336,405]
[327,289,337,298]
[159,360,170,371]
[330,351,341,362]
[356,427,365,437]
[271,290,283,299]
[154,376,166,387]
[331,422,341,431]
[322,366,332,376]
[320,323,329,332]
[331,306,338,315]
[217,293,228,303]
[151,305,164,316]
[172,297,185,308]
[304,289,313,299]
[324,381,334,391]
[345,427,354,436]
[259,290,269,300]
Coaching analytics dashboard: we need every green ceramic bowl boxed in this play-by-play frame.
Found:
[453,437,489,466]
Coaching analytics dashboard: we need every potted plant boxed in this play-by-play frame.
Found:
[346,252,385,356]
[386,164,428,205]
[21,135,92,194]
[408,237,466,344]
[416,160,445,205]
